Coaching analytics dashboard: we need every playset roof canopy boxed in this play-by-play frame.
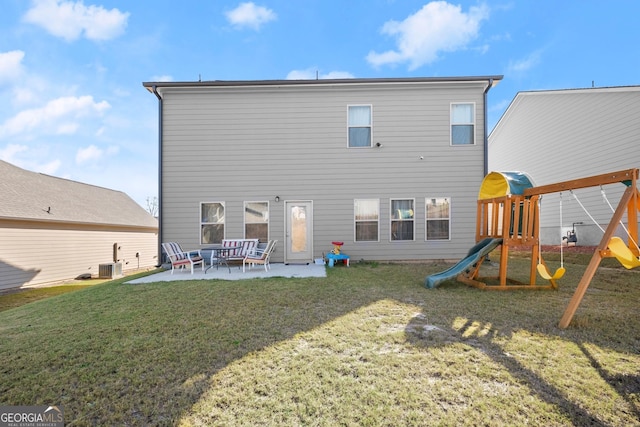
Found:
[478,171,535,200]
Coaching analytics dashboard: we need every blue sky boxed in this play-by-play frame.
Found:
[1,0,639,209]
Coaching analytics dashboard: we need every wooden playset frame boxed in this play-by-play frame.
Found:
[461,168,639,328]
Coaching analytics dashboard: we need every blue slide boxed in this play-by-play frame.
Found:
[425,238,502,289]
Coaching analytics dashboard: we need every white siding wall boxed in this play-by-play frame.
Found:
[0,220,158,290]
[160,81,490,261]
[489,88,640,245]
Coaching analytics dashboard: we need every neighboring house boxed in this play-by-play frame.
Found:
[0,160,158,290]
[144,76,502,263]
[489,86,640,245]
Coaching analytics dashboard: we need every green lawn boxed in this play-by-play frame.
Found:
[0,281,107,312]
[1,257,638,426]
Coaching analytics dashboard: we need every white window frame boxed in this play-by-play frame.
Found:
[347,104,373,148]
[425,197,451,241]
[354,199,380,242]
[244,201,269,241]
[450,102,476,146]
[200,201,225,244]
[390,198,415,241]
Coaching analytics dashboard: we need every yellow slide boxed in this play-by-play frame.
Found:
[607,237,640,269]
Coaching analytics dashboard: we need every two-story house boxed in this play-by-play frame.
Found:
[144,76,502,263]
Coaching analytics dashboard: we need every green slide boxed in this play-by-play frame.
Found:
[424,238,502,289]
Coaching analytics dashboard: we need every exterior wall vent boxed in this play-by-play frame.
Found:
[99,262,123,279]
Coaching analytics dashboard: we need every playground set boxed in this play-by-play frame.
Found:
[425,168,640,328]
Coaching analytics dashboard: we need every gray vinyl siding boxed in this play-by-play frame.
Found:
[158,80,493,261]
[489,87,640,245]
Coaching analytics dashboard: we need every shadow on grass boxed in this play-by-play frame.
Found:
[1,265,413,424]
[405,265,640,426]
[577,342,640,421]
[1,263,638,425]
[405,315,608,426]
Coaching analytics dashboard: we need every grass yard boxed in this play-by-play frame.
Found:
[0,280,109,312]
[0,253,639,426]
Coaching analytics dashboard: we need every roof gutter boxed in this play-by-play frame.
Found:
[483,78,498,176]
[142,75,505,90]
[151,85,163,266]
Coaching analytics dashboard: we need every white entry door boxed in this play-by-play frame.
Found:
[285,201,313,264]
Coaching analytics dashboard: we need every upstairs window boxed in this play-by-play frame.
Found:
[426,197,451,240]
[245,201,269,241]
[391,199,414,241]
[348,105,372,147]
[201,202,225,244]
[354,199,379,241]
[451,103,475,145]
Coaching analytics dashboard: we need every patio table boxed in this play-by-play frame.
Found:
[205,245,241,273]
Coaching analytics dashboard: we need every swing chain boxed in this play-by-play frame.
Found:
[536,193,566,280]
[600,185,640,253]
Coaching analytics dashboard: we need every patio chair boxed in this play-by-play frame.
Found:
[161,242,204,274]
[243,240,278,272]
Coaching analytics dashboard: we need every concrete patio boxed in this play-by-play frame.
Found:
[126,262,327,284]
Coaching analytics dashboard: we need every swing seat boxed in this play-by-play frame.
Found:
[607,236,640,269]
[537,264,566,280]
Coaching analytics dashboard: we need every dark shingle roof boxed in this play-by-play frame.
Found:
[0,160,157,229]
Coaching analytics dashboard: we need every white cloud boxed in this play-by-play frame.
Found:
[149,75,173,82]
[76,144,101,163]
[367,1,489,70]
[507,50,542,73]
[12,87,40,105]
[23,0,129,41]
[55,122,79,135]
[286,69,355,80]
[0,51,25,84]
[75,144,119,164]
[490,98,511,114]
[0,144,61,175]
[319,71,355,79]
[0,143,29,162]
[0,52,52,108]
[477,43,490,55]
[0,95,110,138]
[225,2,277,30]
[112,88,130,98]
[10,74,53,108]
[36,159,62,175]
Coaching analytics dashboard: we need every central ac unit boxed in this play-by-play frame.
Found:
[99,262,123,279]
